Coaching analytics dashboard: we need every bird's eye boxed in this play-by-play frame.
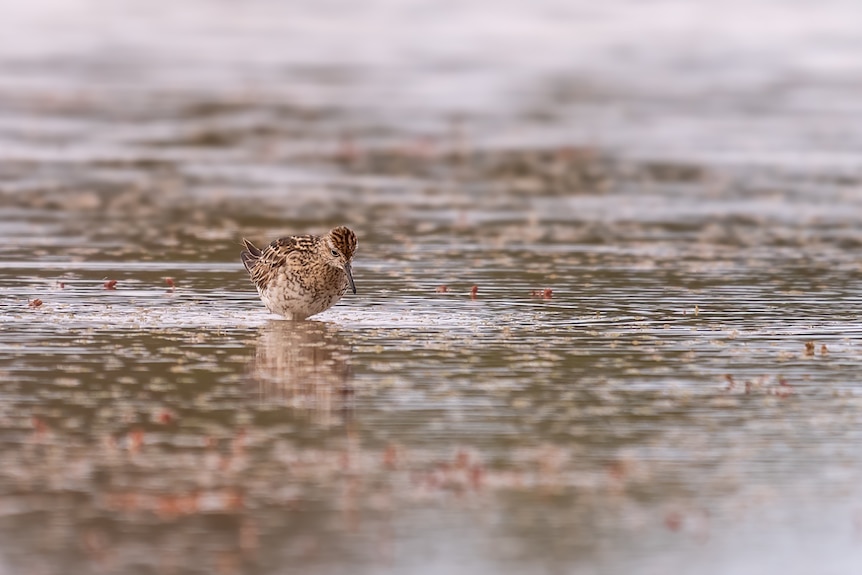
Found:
[330,249,339,257]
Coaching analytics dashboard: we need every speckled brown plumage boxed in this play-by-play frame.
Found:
[241,226,357,320]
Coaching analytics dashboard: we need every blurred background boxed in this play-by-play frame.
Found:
[5,0,862,164]
[2,0,862,574]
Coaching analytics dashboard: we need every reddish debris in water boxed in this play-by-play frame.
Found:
[28,299,43,308]
[435,285,449,293]
[31,416,49,434]
[156,409,176,425]
[606,460,631,482]
[222,488,244,512]
[383,443,399,469]
[129,428,144,452]
[724,374,736,391]
[470,285,478,299]
[455,449,471,469]
[155,493,200,520]
[530,288,554,299]
[104,279,118,290]
[165,277,175,288]
[665,511,683,532]
[233,428,247,456]
[57,282,65,289]
[470,464,484,489]
[773,377,793,398]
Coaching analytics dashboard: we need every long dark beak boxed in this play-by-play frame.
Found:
[344,262,356,294]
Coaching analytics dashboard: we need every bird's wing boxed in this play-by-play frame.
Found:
[247,235,308,289]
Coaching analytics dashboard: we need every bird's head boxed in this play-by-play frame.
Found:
[323,226,357,294]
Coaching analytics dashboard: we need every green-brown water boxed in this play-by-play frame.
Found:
[4,1,862,574]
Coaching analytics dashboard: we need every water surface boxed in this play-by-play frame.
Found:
[2,1,862,574]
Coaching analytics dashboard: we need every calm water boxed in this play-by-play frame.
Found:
[3,1,862,574]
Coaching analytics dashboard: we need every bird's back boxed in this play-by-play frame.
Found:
[241,235,313,291]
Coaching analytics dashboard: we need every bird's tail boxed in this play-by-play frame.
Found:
[240,238,262,273]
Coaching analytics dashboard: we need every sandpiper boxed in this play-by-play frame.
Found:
[241,226,357,320]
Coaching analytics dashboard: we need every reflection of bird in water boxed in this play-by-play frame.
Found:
[240,226,357,320]
[247,320,353,420]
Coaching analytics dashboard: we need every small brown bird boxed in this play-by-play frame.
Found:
[241,226,357,320]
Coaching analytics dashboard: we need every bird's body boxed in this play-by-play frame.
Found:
[241,226,357,320]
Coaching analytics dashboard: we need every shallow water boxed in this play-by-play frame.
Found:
[3,1,862,574]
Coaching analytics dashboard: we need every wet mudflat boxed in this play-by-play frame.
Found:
[4,1,862,574]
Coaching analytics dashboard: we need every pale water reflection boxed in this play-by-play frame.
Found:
[247,320,354,422]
